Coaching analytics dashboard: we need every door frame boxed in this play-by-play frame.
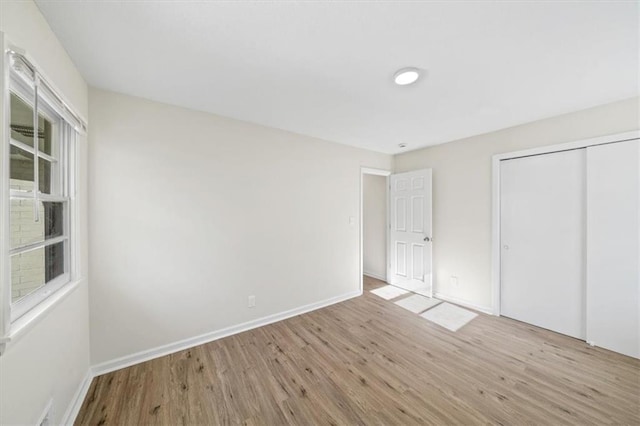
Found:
[491,130,640,316]
[360,167,391,294]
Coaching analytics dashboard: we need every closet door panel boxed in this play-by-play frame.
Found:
[586,139,640,358]
[500,149,586,339]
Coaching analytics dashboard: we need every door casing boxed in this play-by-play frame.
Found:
[360,167,391,294]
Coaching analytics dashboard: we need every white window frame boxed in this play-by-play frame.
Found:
[8,76,76,321]
[0,40,85,354]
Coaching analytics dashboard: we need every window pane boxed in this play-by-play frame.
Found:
[45,242,65,282]
[10,93,53,155]
[10,145,34,191]
[9,146,58,195]
[11,242,65,303]
[10,200,64,248]
[39,158,54,194]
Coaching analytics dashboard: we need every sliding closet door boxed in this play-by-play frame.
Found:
[500,150,586,339]
[586,139,639,358]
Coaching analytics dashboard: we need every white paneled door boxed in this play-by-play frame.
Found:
[388,169,433,297]
[500,150,586,340]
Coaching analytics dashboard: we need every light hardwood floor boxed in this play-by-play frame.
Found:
[77,276,640,425]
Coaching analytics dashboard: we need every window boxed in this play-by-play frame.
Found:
[5,53,82,322]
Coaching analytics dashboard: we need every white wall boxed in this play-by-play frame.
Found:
[88,88,392,365]
[363,174,386,280]
[0,1,90,424]
[394,97,640,310]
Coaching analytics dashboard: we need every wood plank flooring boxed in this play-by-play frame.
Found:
[76,276,640,425]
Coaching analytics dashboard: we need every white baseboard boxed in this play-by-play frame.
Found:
[91,290,361,377]
[36,399,53,426]
[363,271,386,281]
[61,370,93,426]
[434,292,493,315]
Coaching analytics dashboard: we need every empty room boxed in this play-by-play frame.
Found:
[0,0,639,424]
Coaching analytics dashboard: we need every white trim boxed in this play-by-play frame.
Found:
[2,278,84,353]
[7,45,88,130]
[434,292,493,315]
[10,235,68,256]
[61,371,92,426]
[360,167,391,294]
[36,398,53,426]
[0,32,11,356]
[491,130,640,316]
[91,290,361,377]
[10,271,71,322]
[493,131,639,163]
[9,138,58,163]
[491,156,501,316]
[361,167,391,177]
[2,48,81,342]
[363,271,386,281]
[9,191,67,202]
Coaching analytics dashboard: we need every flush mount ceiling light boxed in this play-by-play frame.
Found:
[393,67,420,86]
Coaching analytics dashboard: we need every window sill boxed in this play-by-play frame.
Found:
[0,277,85,355]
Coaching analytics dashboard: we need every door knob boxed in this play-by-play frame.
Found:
[424,236,432,242]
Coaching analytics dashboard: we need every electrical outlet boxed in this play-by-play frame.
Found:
[248,295,256,308]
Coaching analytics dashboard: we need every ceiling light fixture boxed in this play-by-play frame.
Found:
[393,67,420,86]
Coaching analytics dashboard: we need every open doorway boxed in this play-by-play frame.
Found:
[362,169,389,291]
[360,167,434,300]
[362,168,477,333]
[361,167,390,296]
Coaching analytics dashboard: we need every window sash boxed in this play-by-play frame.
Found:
[9,86,64,199]
[10,138,58,163]
[9,191,66,201]
[9,232,68,256]
[7,67,76,322]
[9,90,69,251]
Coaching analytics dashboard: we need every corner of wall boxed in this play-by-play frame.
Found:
[0,1,91,424]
